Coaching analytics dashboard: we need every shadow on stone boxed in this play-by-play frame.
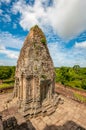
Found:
[2,116,36,130]
[17,121,36,130]
[43,121,86,130]
[1,117,86,130]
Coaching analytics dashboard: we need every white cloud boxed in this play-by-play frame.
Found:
[0,59,17,66]
[0,40,86,66]
[13,23,17,29]
[0,31,23,49]
[75,41,86,48]
[0,0,11,4]
[0,9,11,22]
[0,45,5,50]
[0,61,5,66]
[2,14,11,22]
[0,9,3,15]
[0,42,86,66]
[0,31,24,65]
[0,31,23,65]
[12,0,49,30]
[12,0,86,40]
[48,42,86,67]
[0,45,19,59]
[50,0,86,40]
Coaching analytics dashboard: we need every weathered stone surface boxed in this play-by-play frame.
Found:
[12,25,59,118]
[1,116,36,130]
[2,117,17,130]
[0,93,86,130]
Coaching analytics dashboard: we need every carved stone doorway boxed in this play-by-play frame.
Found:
[40,80,49,103]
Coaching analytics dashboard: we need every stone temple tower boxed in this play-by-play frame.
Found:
[13,25,58,118]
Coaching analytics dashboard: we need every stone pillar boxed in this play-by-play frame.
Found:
[21,76,23,99]
[32,77,35,95]
[35,78,40,105]
[23,77,27,102]
[43,85,44,101]
[50,83,53,99]
[18,85,20,99]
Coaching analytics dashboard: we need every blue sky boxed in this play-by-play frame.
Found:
[0,0,86,67]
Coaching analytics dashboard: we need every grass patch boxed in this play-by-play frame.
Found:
[65,80,82,89]
[3,79,14,84]
[74,92,86,103]
[0,83,14,89]
[0,79,14,89]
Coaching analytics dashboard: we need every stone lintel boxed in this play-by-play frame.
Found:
[40,79,51,84]
[26,75,39,79]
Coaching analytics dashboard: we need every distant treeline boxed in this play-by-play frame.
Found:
[0,66,15,89]
[55,65,86,90]
[0,66,15,80]
[0,65,86,90]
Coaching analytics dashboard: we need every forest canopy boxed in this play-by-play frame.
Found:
[0,66,15,80]
[55,65,86,90]
[0,65,86,90]
[0,66,15,89]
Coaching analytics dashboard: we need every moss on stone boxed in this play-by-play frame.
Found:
[30,25,39,30]
[41,38,46,44]
[30,25,46,43]
[34,66,37,70]
[33,42,36,48]
[41,75,47,79]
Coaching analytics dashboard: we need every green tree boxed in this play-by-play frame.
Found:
[73,65,80,73]
[81,79,86,90]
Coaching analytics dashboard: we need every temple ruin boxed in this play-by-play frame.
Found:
[13,25,58,118]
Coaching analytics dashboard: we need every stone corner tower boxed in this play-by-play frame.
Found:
[13,25,58,118]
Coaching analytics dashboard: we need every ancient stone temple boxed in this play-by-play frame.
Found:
[13,25,58,118]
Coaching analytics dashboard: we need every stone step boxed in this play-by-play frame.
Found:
[42,101,51,107]
[24,110,42,120]
[24,113,31,120]
[42,102,54,110]
[47,107,55,116]
[23,107,42,118]
[44,104,53,111]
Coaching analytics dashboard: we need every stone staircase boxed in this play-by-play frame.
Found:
[42,101,55,116]
[18,96,60,119]
[19,102,42,119]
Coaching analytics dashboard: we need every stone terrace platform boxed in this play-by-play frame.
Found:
[0,93,86,130]
[30,96,86,130]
